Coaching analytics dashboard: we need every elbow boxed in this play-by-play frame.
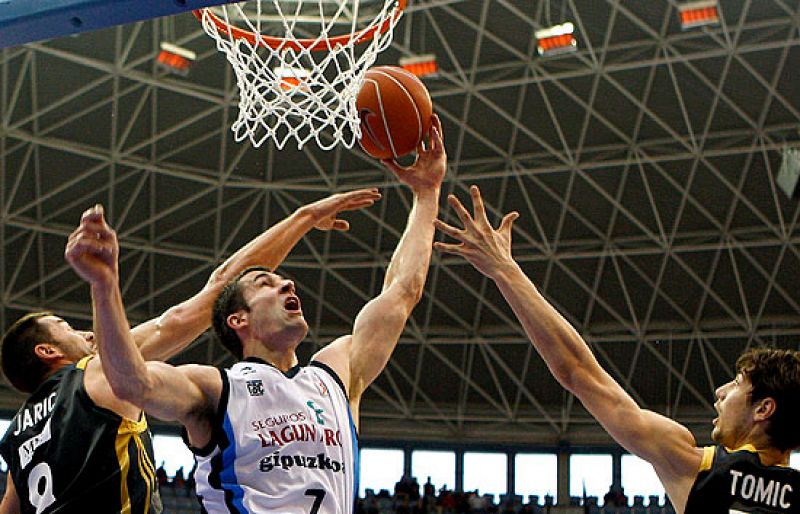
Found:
[394,281,425,314]
[549,359,588,395]
[106,366,151,406]
[388,273,426,307]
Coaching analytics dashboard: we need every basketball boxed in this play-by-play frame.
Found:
[357,66,434,160]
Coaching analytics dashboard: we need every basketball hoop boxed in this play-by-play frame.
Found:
[194,0,406,150]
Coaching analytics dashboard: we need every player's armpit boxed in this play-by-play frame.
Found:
[312,336,353,394]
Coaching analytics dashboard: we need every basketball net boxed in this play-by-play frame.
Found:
[195,0,405,150]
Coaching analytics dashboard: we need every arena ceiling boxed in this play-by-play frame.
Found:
[1,0,799,448]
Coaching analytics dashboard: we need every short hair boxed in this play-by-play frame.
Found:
[212,266,271,360]
[736,348,800,451]
[1,312,55,393]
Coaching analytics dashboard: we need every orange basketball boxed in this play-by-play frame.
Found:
[357,66,433,160]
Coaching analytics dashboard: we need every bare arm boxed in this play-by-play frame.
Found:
[125,188,380,361]
[434,186,702,509]
[65,206,220,447]
[0,476,20,514]
[315,116,446,412]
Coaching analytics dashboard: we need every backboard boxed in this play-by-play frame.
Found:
[0,0,235,49]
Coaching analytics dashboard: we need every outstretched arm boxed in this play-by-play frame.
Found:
[128,188,381,361]
[315,116,446,418]
[434,186,703,510]
[65,206,220,448]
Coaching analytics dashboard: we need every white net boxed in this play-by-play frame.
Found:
[197,0,404,150]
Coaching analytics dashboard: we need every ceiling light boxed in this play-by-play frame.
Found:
[399,54,439,78]
[156,43,196,76]
[275,66,311,91]
[535,22,577,56]
[678,1,720,29]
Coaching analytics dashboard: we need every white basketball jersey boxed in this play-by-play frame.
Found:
[191,359,359,514]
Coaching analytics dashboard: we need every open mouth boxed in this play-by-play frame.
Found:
[284,296,301,313]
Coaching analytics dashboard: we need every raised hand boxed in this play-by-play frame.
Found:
[434,185,519,278]
[64,204,119,287]
[382,114,446,193]
[302,188,382,231]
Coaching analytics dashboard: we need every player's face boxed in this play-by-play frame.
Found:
[239,270,308,349]
[38,316,96,361]
[712,372,754,448]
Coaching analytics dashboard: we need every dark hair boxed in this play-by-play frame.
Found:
[736,348,800,452]
[212,266,271,360]
[1,312,54,393]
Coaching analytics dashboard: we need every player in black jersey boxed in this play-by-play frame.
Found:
[434,186,800,514]
[0,188,380,514]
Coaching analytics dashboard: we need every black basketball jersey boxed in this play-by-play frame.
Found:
[685,445,800,514]
[0,356,161,514]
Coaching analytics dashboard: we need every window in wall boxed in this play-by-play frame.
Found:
[515,453,557,502]
[464,452,507,502]
[412,450,455,493]
[153,434,195,477]
[621,454,665,502]
[360,448,404,497]
[569,454,612,498]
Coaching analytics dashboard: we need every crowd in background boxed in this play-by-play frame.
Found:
[356,475,677,514]
[0,467,676,514]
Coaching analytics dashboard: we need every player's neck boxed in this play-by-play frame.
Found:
[752,444,792,467]
[242,346,298,372]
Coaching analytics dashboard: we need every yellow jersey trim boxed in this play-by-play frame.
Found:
[77,354,154,512]
[698,445,715,472]
[727,443,791,468]
[116,414,152,514]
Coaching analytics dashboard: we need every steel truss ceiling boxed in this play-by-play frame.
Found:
[2,1,799,446]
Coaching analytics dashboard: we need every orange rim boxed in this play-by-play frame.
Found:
[193,0,406,52]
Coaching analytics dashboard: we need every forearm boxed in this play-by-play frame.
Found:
[92,279,151,401]
[134,207,319,358]
[383,187,440,301]
[207,207,318,286]
[491,262,598,389]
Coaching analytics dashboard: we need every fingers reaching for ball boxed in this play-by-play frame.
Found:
[381,113,446,193]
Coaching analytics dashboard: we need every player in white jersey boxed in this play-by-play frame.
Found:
[67,115,447,514]
[192,360,358,513]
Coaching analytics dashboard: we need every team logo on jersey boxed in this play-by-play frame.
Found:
[259,451,345,474]
[247,380,265,396]
[307,400,325,425]
[240,366,256,375]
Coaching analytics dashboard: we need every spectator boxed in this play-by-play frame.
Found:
[439,488,457,514]
[631,495,647,514]
[172,466,185,489]
[423,477,436,498]
[156,462,168,487]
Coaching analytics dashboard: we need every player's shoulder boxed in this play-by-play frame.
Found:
[178,363,221,381]
[311,335,352,372]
